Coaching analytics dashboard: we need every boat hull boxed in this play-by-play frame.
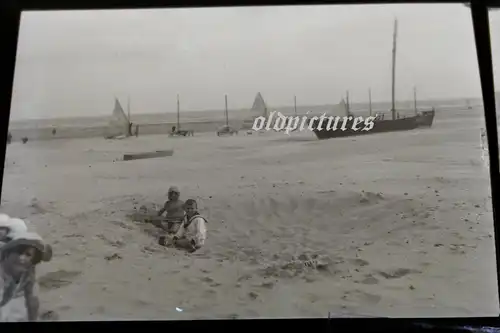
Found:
[416,109,435,128]
[312,116,419,140]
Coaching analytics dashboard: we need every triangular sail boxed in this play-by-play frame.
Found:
[242,92,268,130]
[251,92,267,116]
[329,98,348,117]
[106,98,131,138]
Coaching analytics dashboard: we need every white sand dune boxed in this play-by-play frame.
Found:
[1,107,498,320]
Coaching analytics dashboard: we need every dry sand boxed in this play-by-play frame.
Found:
[1,107,498,320]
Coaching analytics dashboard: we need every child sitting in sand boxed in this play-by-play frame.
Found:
[0,231,50,321]
[157,186,185,234]
[159,199,207,253]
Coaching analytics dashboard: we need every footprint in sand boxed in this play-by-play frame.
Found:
[38,270,82,291]
[142,245,163,254]
[200,276,221,287]
[237,273,253,282]
[133,299,152,307]
[356,291,382,304]
[63,233,84,239]
[29,200,49,215]
[40,310,60,321]
[259,281,275,289]
[96,234,125,248]
[204,289,217,297]
[248,291,259,300]
[304,275,318,283]
[109,220,134,230]
[307,294,321,303]
[359,275,379,285]
[344,290,382,305]
[104,253,122,261]
[349,258,370,267]
[377,268,420,280]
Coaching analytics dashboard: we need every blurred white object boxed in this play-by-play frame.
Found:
[7,219,28,236]
[0,217,28,238]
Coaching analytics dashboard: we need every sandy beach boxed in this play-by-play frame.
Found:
[1,106,498,320]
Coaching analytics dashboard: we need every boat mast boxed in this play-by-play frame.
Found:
[176,94,181,130]
[127,95,131,122]
[368,88,372,117]
[413,86,417,116]
[391,18,398,121]
[346,90,350,116]
[127,95,132,136]
[225,94,229,127]
[294,95,297,116]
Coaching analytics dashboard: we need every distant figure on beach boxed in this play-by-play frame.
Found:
[157,186,185,234]
[7,132,12,145]
[159,199,207,253]
[135,125,139,137]
[0,231,49,322]
[21,137,28,144]
[51,128,56,136]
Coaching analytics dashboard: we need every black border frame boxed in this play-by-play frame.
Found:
[1,1,499,332]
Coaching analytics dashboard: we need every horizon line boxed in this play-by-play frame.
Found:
[9,95,483,123]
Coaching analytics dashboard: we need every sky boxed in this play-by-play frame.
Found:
[9,4,492,120]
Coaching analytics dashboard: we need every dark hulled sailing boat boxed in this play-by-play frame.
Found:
[170,94,194,136]
[217,95,238,136]
[311,19,432,140]
[416,109,435,128]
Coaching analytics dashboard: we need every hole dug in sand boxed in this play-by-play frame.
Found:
[196,191,398,273]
